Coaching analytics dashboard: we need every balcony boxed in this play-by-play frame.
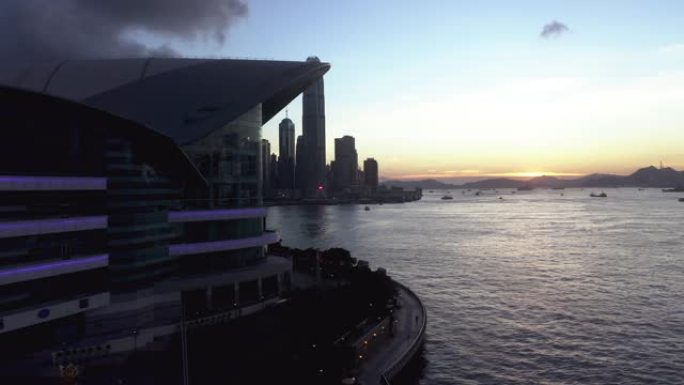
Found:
[167,207,267,223]
[168,231,280,257]
[0,216,107,238]
[0,176,106,191]
[0,254,109,286]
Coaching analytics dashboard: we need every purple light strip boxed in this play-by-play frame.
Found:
[0,216,107,238]
[169,232,280,257]
[0,254,108,285]
[168,207,267,223]
[0,176,106,191]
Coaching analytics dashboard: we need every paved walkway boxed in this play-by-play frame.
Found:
[358,284,425,385]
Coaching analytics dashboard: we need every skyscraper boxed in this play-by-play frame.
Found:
[278,117,296,189]
[364,158,379,191]
[261,139,271,197]
[295,134,306,191]
[332,135,358,192]
[301,56,327,196]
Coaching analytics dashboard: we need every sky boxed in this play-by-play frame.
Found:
[8,0,684,181]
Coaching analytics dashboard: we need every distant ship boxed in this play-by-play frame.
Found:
[679,198,684,202]
[441,195,453,200]
[590,192,608,198]
[662,187,684,192]
[364,206,370,211]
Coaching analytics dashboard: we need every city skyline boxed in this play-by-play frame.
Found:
[4,1,684,180]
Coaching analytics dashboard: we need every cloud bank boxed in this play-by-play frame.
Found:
[0,0,248,60]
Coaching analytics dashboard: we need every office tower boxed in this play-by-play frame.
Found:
[261,139,271,197]
[278,117,296,189]
[301,56,327,196]
[295,134,306,192]
[270,153,279,195]
[364,158,379,191]
[332,135,358,192]
[0,57,330,376]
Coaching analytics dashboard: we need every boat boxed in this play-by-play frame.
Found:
[441,195,453,200]
[662,187,684,192]
[474,191,482,196]
[590,192,607,198]
[364,206,370,211]
[638,188,645,191]
[679,198,684,202]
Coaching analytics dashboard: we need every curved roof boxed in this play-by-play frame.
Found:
[0,58,330,145]
[0,85,207,187]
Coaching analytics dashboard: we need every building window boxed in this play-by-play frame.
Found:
[79,298,89,309]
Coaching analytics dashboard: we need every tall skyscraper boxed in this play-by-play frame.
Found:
[295,134,306,191]
[301,56,327,196]
[261,139,271,197]
[332,135,358,192]
[364,158,379,191]
[278,117,296,189]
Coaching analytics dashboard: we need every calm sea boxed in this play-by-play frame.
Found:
[267,188,684,384]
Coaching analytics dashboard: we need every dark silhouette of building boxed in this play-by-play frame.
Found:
[301,56,327,196]
[364,158,379,191]
[262,139,271,197]
[295,134,306,192]
[270,153,279,195]
[0,57,330,377]
[332,135,358,193]
[277,117,296,189]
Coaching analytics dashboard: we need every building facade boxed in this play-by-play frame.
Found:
[332,136,359,193]
[277,117,296,190]
[301,56,327,196]
[0,57,330,377]
[364,158,379,191]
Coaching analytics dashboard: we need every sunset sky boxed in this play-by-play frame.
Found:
[161,0,684,180]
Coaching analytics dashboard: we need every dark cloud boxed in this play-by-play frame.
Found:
[0,0,248,61]
[540,20,569,38]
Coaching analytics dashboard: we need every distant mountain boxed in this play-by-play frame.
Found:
[382,179,459,190]
[460,178,523,189]
[384,166,684,190]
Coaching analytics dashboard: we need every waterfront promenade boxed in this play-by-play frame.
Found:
[358,283,426,385]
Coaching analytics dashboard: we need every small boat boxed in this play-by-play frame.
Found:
[498,196,504,200]
[475,191,482,196]
[679,198,684,202]
[662,187,684,192]
[638,188,645,191]
[590,192,607,198]
[441,195,453,200]
[364,206,370,211]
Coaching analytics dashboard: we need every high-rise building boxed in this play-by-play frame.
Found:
[261,139,271,197]
[270,153,279,195]
[277,117,296,189]
[295,134,306,191]
[0,57,330,377]
[301,56,327,196]
[332,135,358,192]
[364,158,379,191]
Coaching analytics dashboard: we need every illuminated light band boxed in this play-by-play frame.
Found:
[0,216,107,238]
[0,176,106,191]
[168,207,267,223]
[168,232,280,257]
[0,254,108,286]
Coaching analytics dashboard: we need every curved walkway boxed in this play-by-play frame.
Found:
[358,282,426,385]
